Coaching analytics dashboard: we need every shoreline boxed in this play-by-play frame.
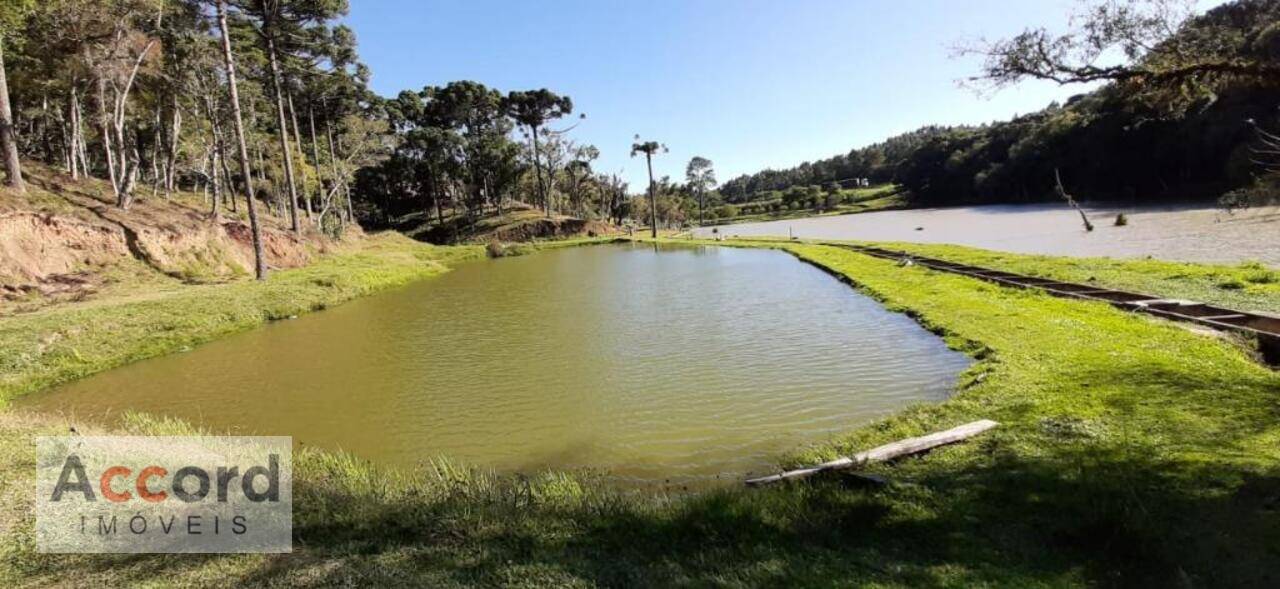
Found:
[0,233,619,405]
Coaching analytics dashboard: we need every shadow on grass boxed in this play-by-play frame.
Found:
[200,442,1280,587]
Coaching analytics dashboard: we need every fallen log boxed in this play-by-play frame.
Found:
[745,419,999,486]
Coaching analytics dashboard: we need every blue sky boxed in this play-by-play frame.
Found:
[344,0,1223,189]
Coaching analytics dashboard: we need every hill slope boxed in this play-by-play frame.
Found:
[0,163,346,314]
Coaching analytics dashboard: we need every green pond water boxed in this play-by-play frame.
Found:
[17,244,972,484]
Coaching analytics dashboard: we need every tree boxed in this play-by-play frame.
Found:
[428,81,512,217]
[236,0,350,235]
[562,143,598,216]
[631,137,666,238]
[317,113,393,229]
[959,0,1280,114]
[0,0,33,192]
[685,156,715,226]
[598,172,628,225]
[216,0,268,279]
[503,89,573,217]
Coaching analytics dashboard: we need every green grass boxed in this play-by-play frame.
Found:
[867,241,1280,315]
[3,240,1280,586]
[0,233,485,404]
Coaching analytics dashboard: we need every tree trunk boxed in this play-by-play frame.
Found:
[67,89,80,180]
[165,94,181,195]
[647,154,657,238]
[698,188,704,226]
[71,87,89,177]
[307,103,323,225]
[428,165,445,226]
[530,124,549,217]
[97,77,120,200]
[323,113,345,220]
[209,138,222,219]
[150,102,163,200]
[0,38,23,193]
[216,0,267,280]
[264,27,300,235]
[220,141,237,213]
[343,175,355,224]
[110,40,153,207]
[119,150,139,209]
[286,89,311,218]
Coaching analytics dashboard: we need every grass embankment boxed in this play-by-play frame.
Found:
[875,241,1280,315]
[711,184,905,227]
[395,205,618,245]
[3,241,1280,586]
[0,233,485,404]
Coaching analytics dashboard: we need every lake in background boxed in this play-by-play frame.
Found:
[697,203,1280,266]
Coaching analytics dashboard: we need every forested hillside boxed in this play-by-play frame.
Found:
[721,0,1280,208]
[0,0,651,248]
[0,0,388,279]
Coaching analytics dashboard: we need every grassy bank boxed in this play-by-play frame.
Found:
[872,241,1280,315]
[707,185,906,228]
[0,233,485,404]
[4,240,1280,586]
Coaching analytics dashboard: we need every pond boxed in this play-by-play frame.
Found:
[698,203,1280,266]
[16,244,972,484]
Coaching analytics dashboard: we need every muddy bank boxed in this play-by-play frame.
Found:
[0,166,345,309]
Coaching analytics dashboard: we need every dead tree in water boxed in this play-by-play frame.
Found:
[1054,168,1094,232]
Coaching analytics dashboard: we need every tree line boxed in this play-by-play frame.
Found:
[352,83,738,236]
[719,0,1280,210]
[0,0,732,257]
[351,84,623,230]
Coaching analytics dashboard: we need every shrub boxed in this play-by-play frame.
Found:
[715,205,739,218]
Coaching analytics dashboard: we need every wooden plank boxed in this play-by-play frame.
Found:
[745,420,999,486]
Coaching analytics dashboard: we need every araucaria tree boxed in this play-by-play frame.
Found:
[502,89,573,217]
[685,156,714,226]
[235,0,349,235]
[215,0,268,279]
[631,137,666,238]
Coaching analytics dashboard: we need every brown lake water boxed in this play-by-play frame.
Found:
[17,244,971,484]
[698,203,1280,266]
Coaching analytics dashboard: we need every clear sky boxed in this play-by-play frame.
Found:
[344,0,1223,189]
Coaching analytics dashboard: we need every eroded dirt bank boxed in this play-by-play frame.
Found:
[0,164,348,312]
